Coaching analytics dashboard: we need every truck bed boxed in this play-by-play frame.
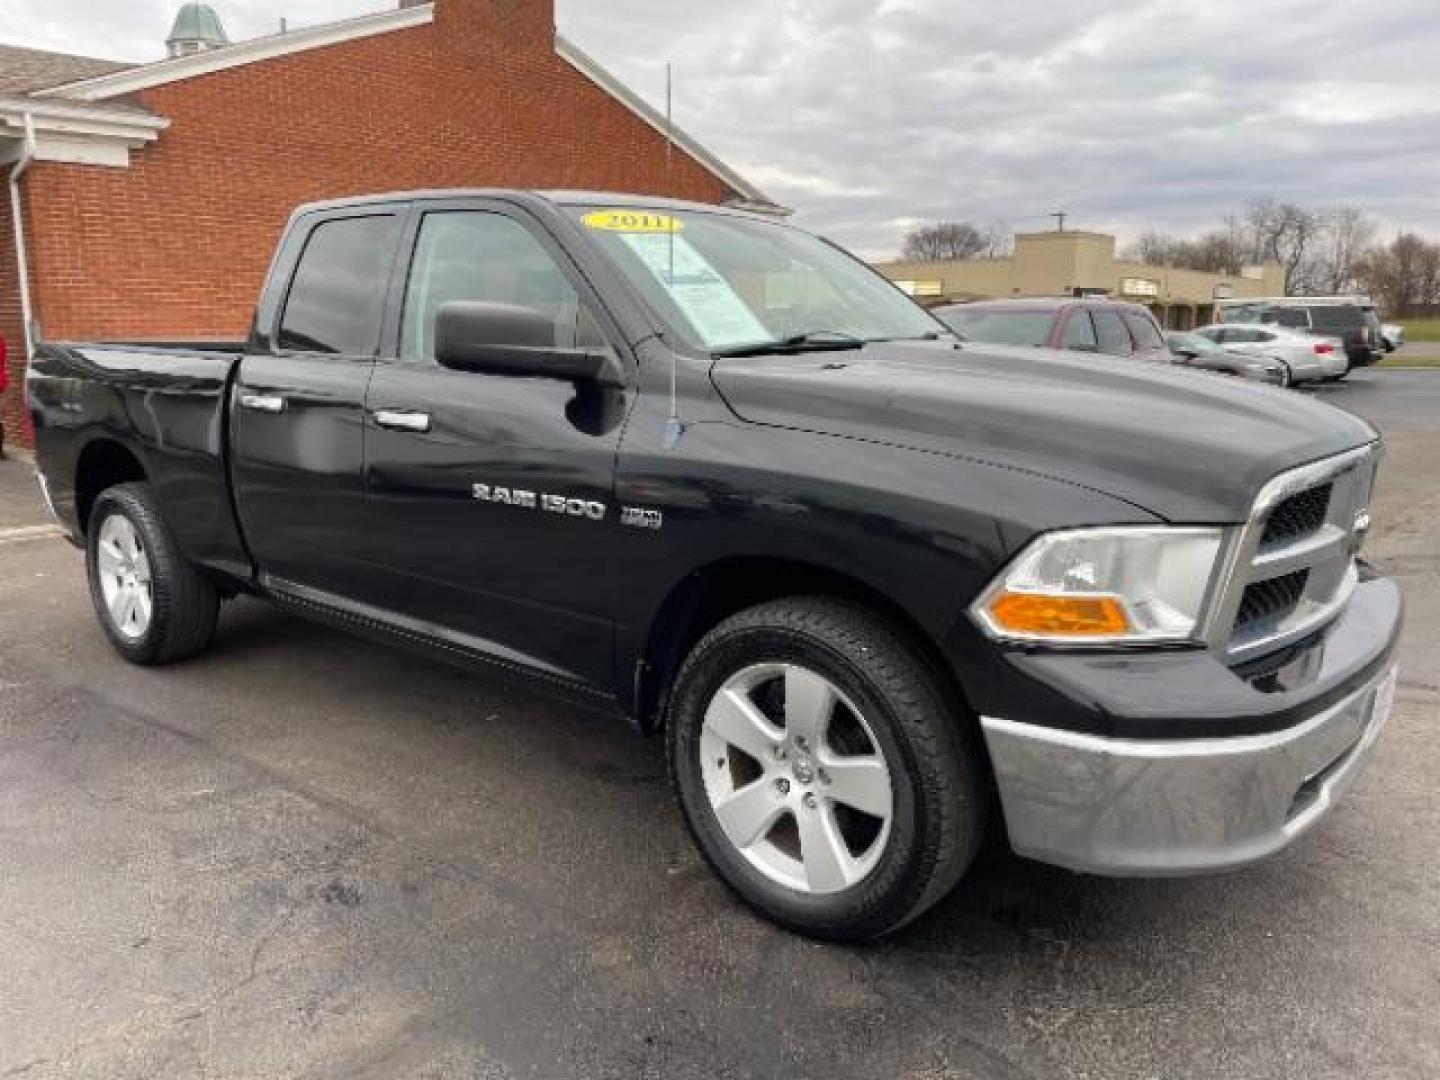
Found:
[27,341,253,581]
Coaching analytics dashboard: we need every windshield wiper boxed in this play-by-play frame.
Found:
[873,331,948,342]
[713,330,869,358]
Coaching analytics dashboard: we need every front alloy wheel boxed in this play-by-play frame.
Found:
[668,597,986,941]
[701,663,894,894]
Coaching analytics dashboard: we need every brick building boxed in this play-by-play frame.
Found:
[0,0,773,450]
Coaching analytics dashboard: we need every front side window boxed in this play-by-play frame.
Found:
[568,206,943,353]
[1221,303,1270,324]
[279,215,401,355]
[1092,310,1132,356]
[401,212,583,363]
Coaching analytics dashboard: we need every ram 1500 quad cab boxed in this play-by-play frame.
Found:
[28,191,1402,941]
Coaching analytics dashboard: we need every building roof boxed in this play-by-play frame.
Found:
[0,43,132,95]
[9,3,775,210]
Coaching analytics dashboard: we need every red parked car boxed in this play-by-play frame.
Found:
[932,297,1172,364]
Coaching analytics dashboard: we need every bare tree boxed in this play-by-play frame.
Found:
[1124,231,1181,266]
[1316,206,1376,294]
[980,221,1013,259]
[1123,229,1241,275]
[1244,198,1323,293]
[1359,233,1440,314]
[902,221,988,261]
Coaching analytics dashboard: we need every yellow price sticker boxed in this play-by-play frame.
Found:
[583,209,684,234]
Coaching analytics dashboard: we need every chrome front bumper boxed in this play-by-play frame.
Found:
[981,663,1399,876]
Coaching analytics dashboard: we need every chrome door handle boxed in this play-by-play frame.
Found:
[373,409,432,433]
[240,393,286,414]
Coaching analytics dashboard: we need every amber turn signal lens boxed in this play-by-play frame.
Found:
[988,592,1132,637]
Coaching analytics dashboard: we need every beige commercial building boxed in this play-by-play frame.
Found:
[875,230,1286,330]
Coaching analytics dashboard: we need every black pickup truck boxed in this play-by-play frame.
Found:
[27,191,1402,940]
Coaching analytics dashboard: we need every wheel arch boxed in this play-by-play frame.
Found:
[74,438,148,536]
[631,556,976,737]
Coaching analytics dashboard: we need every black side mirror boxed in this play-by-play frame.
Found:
[435,301,624,387]
[1171,347,1199,361]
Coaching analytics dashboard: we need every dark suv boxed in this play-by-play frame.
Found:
[933,297,1172,363]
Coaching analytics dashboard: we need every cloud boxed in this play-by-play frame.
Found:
[3,0,1439,257]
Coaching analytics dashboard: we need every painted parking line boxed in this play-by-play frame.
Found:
[0,524,64,544]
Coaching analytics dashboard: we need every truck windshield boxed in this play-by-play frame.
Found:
[937,310,1056,347]
[567,206,944,354]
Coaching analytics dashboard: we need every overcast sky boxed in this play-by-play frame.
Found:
[2,0,1437,257]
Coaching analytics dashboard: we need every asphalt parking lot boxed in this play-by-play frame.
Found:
[1,368,1437,1080]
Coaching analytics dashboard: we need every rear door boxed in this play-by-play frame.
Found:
[232,208,404,597]
[360,200,633,690]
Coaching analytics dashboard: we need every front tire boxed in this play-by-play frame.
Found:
[667,597,986,941]
[86,483,219,665]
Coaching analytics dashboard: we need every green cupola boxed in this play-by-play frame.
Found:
[166,3,229,58]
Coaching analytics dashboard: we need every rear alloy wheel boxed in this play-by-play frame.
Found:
[668,597,986,941]
[87,483,220,665]
[96,514,154,642]
[1276,361,1293,389]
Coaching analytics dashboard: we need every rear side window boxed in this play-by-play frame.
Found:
[1309,306,1362,330]
[279,215,402,355]
[1122,311,1164,350]
[1092,310,1131,355]
[1273,309,1310,329]
[1060,310,1098,350]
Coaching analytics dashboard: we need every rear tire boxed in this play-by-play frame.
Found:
[667,597,986,941]
[86,483,219,665]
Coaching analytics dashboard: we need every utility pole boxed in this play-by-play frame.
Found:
[1050,211,1068,232]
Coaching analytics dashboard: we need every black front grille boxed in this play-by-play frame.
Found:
[1234,569,1310,636]
[1261,484,1332,548]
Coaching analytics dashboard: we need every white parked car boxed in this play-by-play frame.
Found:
[1194,323,1349,385]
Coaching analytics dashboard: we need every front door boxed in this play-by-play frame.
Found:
[232,210,403,598]
[361,204,632,690]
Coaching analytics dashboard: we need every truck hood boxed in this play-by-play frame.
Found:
[710,341,1378,522]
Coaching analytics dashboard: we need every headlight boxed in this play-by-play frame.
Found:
[972,526,1225,644]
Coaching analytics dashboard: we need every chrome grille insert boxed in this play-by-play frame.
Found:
[1260,484,1332,550]
[1234,569,1310,635]
[1201,444,1379,662]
